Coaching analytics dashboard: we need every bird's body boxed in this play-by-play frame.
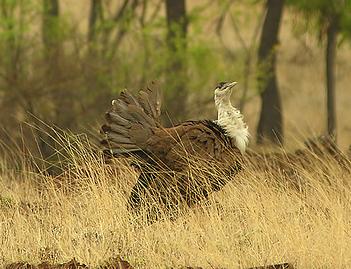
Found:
[101,81,248,210]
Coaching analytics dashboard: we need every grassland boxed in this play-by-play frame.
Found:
[0,2,351,268]
[0,133,350,269]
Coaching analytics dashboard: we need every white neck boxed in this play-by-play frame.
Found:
[215,97,249,154]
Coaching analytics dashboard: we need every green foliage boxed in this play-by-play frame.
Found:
[287,0,351,40]
[0,0,262,162]
[0,1,33,65]
[340,0,351,40]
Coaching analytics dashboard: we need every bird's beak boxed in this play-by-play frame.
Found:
[226,81,238,89]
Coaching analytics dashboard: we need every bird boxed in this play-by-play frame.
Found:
[100,81,249,211]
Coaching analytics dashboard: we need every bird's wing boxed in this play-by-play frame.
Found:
[149,121,242,200]
[146,120,241,172]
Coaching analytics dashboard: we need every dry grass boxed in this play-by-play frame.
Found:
[1,2,351,268]
[0,132,350,269]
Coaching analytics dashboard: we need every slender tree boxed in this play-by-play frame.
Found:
[287,0,350,142]
[164,0,188,125]
[42,0,60,61]
[42,0,74,131]
[256,0,285,145]
[88,0,103,42]
[326,15,338,139]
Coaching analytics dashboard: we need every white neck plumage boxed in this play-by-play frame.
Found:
[215,97,249,154]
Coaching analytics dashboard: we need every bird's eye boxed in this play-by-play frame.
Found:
[217,81,227,89]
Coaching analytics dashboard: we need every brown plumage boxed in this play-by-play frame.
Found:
[101,82,242,211]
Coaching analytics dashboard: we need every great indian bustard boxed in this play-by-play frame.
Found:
[101,81,249,210]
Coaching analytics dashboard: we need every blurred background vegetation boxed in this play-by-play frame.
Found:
[0,0,350,171]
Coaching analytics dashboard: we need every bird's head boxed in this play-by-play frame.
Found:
[214,81,237,104]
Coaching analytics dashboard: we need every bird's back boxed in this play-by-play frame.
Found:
[145,120,240,172]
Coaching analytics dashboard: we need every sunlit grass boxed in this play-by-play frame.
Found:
[0,131,350,269]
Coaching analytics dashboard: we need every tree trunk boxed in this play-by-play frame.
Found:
[256,0,284,145]
[326,15,338,141]
[42,1,73,130]
[42,0,60,60]
[41,0,65,164]
[164,0,187,125]
[88,0,103,42]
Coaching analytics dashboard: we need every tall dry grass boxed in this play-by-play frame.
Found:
[0,131,350,269]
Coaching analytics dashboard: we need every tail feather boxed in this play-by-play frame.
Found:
[105,111,131,126]
[129,123,153,143]
[101,83,162,157]
[101,139,136,149]
[137,82,161,121]
[106,132,133,145]
[111,99,128,113]
[101,123,130,137]
[102,142,141,155]
[111,100,137,122]
[127,105,157,127]
[119,90,139,107]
